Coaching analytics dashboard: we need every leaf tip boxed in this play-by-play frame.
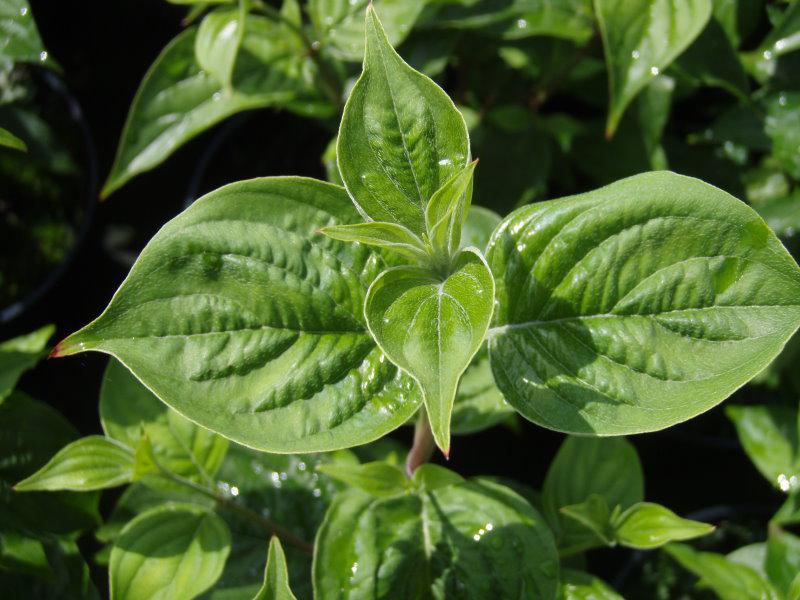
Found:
[48,340,66,359]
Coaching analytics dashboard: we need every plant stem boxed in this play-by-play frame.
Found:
[153,462,314,555]
[406,408,436,477]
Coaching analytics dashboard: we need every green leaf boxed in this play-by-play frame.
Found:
[195,6,246,90]
[410,463,465,491]
[0,324,54,403]
[254,537,297,600]
[57,178,422,452]
[337,5,470,236]
[316,461,410,497]
[612,502,714,548]
[461,205,502,253]
[14,436,135,492]
[727,405,799,493]
[0,393,100,537]
[0,126,26,152]
[425,161,477,258]
[747,1,800,80]
[309,0,426,61]
[428,0,595,44]
[755,190,800,239]
[766,528,800,596]
[320,221,430,263]
[666,543,781,600]
[0,532,50,577]
[313,477,559,599]
[595,0,712,135]
[102,21,329,197]
[100,358,228,482]
[451,345,514,435]
[764,92,800,180]
[560,494,615,545]
[791,574,800,600]
[364,248,495,453]
[559,568,624,600]
[542,436,643,554]
[0,0,52,66]
[487,171,800,436]
[673,17,749,98]
[110,504,231,600]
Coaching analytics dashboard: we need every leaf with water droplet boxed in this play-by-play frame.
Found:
[488,171,800,437]
[314,475,559,598]
[364,248,495,454]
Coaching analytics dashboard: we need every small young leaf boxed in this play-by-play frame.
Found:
[727,405,799,493]
[254,537,297,600]
[666,543,781,600]
[560,569,624,600]
[110,504,231,600]
[317,461,410,497]
[410,463,464,491]
[314,477,559,599]
[0,126,26,152]
[101,358,229,483]
[595,0,712,135]
[14,436,134,492]
[337,5,470,236]
[320,221,429,263]
[56,178,422,452]
[560,495,615,546]
[425,161,477,258]
[542,436,643,554]
[612,502,714,549]
[0,324,54,403]
[195,6,246,90]
[488,172,800,436]
[365,248,494,453]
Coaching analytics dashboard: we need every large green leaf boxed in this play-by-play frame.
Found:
[542,436,643,553]
[110,504,231,600]
[487,171,800,435]
[0,0,52,67]
[102,20,329,197]
[337,6,470,236]
[727,404,799,493]
[313,471,559,599]
[309,0,425,61]
[254,537,297,600]
[365,248,495,453]
[100,358,228,482]
[595,0,712,135]
[666,543,781,600]
[14,436,135,492]
[0,393,100,538]
[0,324,53,403]
[428,0,595,44]
[56,178,421,452]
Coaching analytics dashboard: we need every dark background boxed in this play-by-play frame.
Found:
[3,0,784,587]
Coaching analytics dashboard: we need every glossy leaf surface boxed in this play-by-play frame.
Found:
[365,248,494,452]
[313,475,559,599]
[59,178,421,452]
[595,0,712,135]
[0,324,53,403]
[110,504,231,600]
[100,358,228,482]
[666,543,781,600]
[487,171,800,435]
[320,221,429,263]
[612,502,714,548]
[15,436,134,492]
[337,6,469,236]
[195,7,245,90]
[0,0,51,66]
[254,537,297,600]
[316,461,409,497]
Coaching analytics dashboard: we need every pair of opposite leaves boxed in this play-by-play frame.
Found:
[54,7,800,457]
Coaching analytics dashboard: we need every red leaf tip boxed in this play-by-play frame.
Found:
[48,341,66,359]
